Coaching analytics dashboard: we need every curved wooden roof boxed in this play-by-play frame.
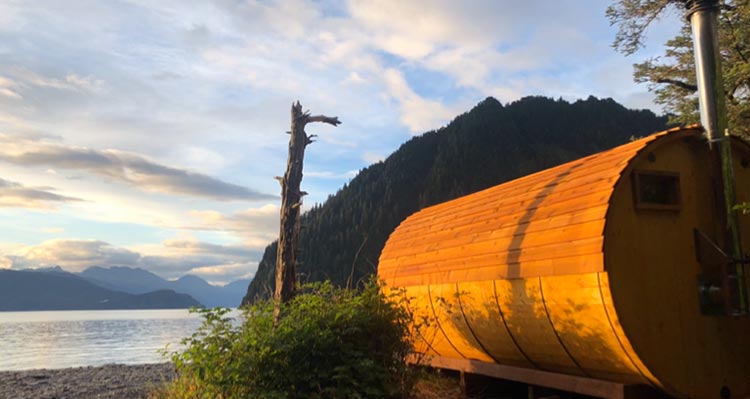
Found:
[379,126,700,287]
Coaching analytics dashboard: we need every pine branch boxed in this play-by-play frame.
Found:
[656,78,698,92]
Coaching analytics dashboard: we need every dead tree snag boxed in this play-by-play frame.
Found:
[274,101,340,322]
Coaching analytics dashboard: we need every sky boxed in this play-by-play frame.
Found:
[0,0,684,285]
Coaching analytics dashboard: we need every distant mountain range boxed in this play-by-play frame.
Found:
[0,269,200,311]
[0,266,251,311]
[79,266,251,308]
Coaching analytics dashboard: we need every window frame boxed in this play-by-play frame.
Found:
[632,169,682,211]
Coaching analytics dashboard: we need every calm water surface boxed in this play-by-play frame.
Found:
[0,309,234,371]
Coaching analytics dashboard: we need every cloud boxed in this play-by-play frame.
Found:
[0,177,82,209]
[1,68,104,95]
[305,170,358,180]
[0,76,22,99]
[177,262,255,285]
[188,204,279,238]
[6,236,261,284]
[343,72,367,85]
[11,239,141,271]
[382,69,457,133]
[0,87,21,99]
[135,235,262,281]
[16,69,104,92]
[361,151,384,164]
[162,237,257,258]
[0,135,276,201]
[347,0,502,58]
[187,263,249,277]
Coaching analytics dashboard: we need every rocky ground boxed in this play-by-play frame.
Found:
[0,363,175,399]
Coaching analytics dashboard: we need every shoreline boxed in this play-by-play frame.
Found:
[0,363,175,399]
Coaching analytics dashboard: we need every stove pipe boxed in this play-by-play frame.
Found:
[685,0,727,143]
[685,0,746,314]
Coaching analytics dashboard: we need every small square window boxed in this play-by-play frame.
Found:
[633,170,681,211]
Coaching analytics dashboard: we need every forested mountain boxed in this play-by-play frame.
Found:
[242,96,669,304]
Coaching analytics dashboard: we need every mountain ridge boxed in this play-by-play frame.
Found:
[78,266,250,308]
[2,266,250,310]
[0,269,200,311]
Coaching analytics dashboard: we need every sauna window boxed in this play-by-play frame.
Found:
[633,170,681,211]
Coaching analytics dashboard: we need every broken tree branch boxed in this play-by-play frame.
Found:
[307,115,341,126]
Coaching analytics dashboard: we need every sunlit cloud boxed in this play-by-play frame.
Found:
[11,239,141,271]
[187,204,280,243]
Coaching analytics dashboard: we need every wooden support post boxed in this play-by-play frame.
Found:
[273,101,340,323]
[459,370,466,395]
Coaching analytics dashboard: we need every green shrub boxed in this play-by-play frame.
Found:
[155,279,415,399]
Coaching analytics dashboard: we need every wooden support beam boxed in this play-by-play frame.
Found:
[419,356,669,399]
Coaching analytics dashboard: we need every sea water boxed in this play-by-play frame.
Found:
[0,309,230,371]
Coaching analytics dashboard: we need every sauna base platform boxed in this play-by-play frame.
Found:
[420,356,669,399]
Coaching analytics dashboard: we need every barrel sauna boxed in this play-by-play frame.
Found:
[378,126,750,399]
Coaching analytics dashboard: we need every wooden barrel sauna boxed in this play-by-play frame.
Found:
[378,126,750,399]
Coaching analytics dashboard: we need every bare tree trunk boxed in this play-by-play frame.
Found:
[274,101,340,323]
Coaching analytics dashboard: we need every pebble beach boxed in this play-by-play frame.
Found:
[0,363,175,399]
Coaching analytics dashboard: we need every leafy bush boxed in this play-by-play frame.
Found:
[154,279,415,399]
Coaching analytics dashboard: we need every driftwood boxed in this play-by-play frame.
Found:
[274,101,340,322]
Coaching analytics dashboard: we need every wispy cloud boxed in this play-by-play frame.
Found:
[0,76,22,99]
[0,135,276,201]
[0,177,82,209]
[6,68,104,93]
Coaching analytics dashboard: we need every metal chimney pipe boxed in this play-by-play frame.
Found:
[685,0,746,315]
[685,0,727,143]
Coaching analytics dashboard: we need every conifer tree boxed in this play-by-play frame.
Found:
[607,0,750,137]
